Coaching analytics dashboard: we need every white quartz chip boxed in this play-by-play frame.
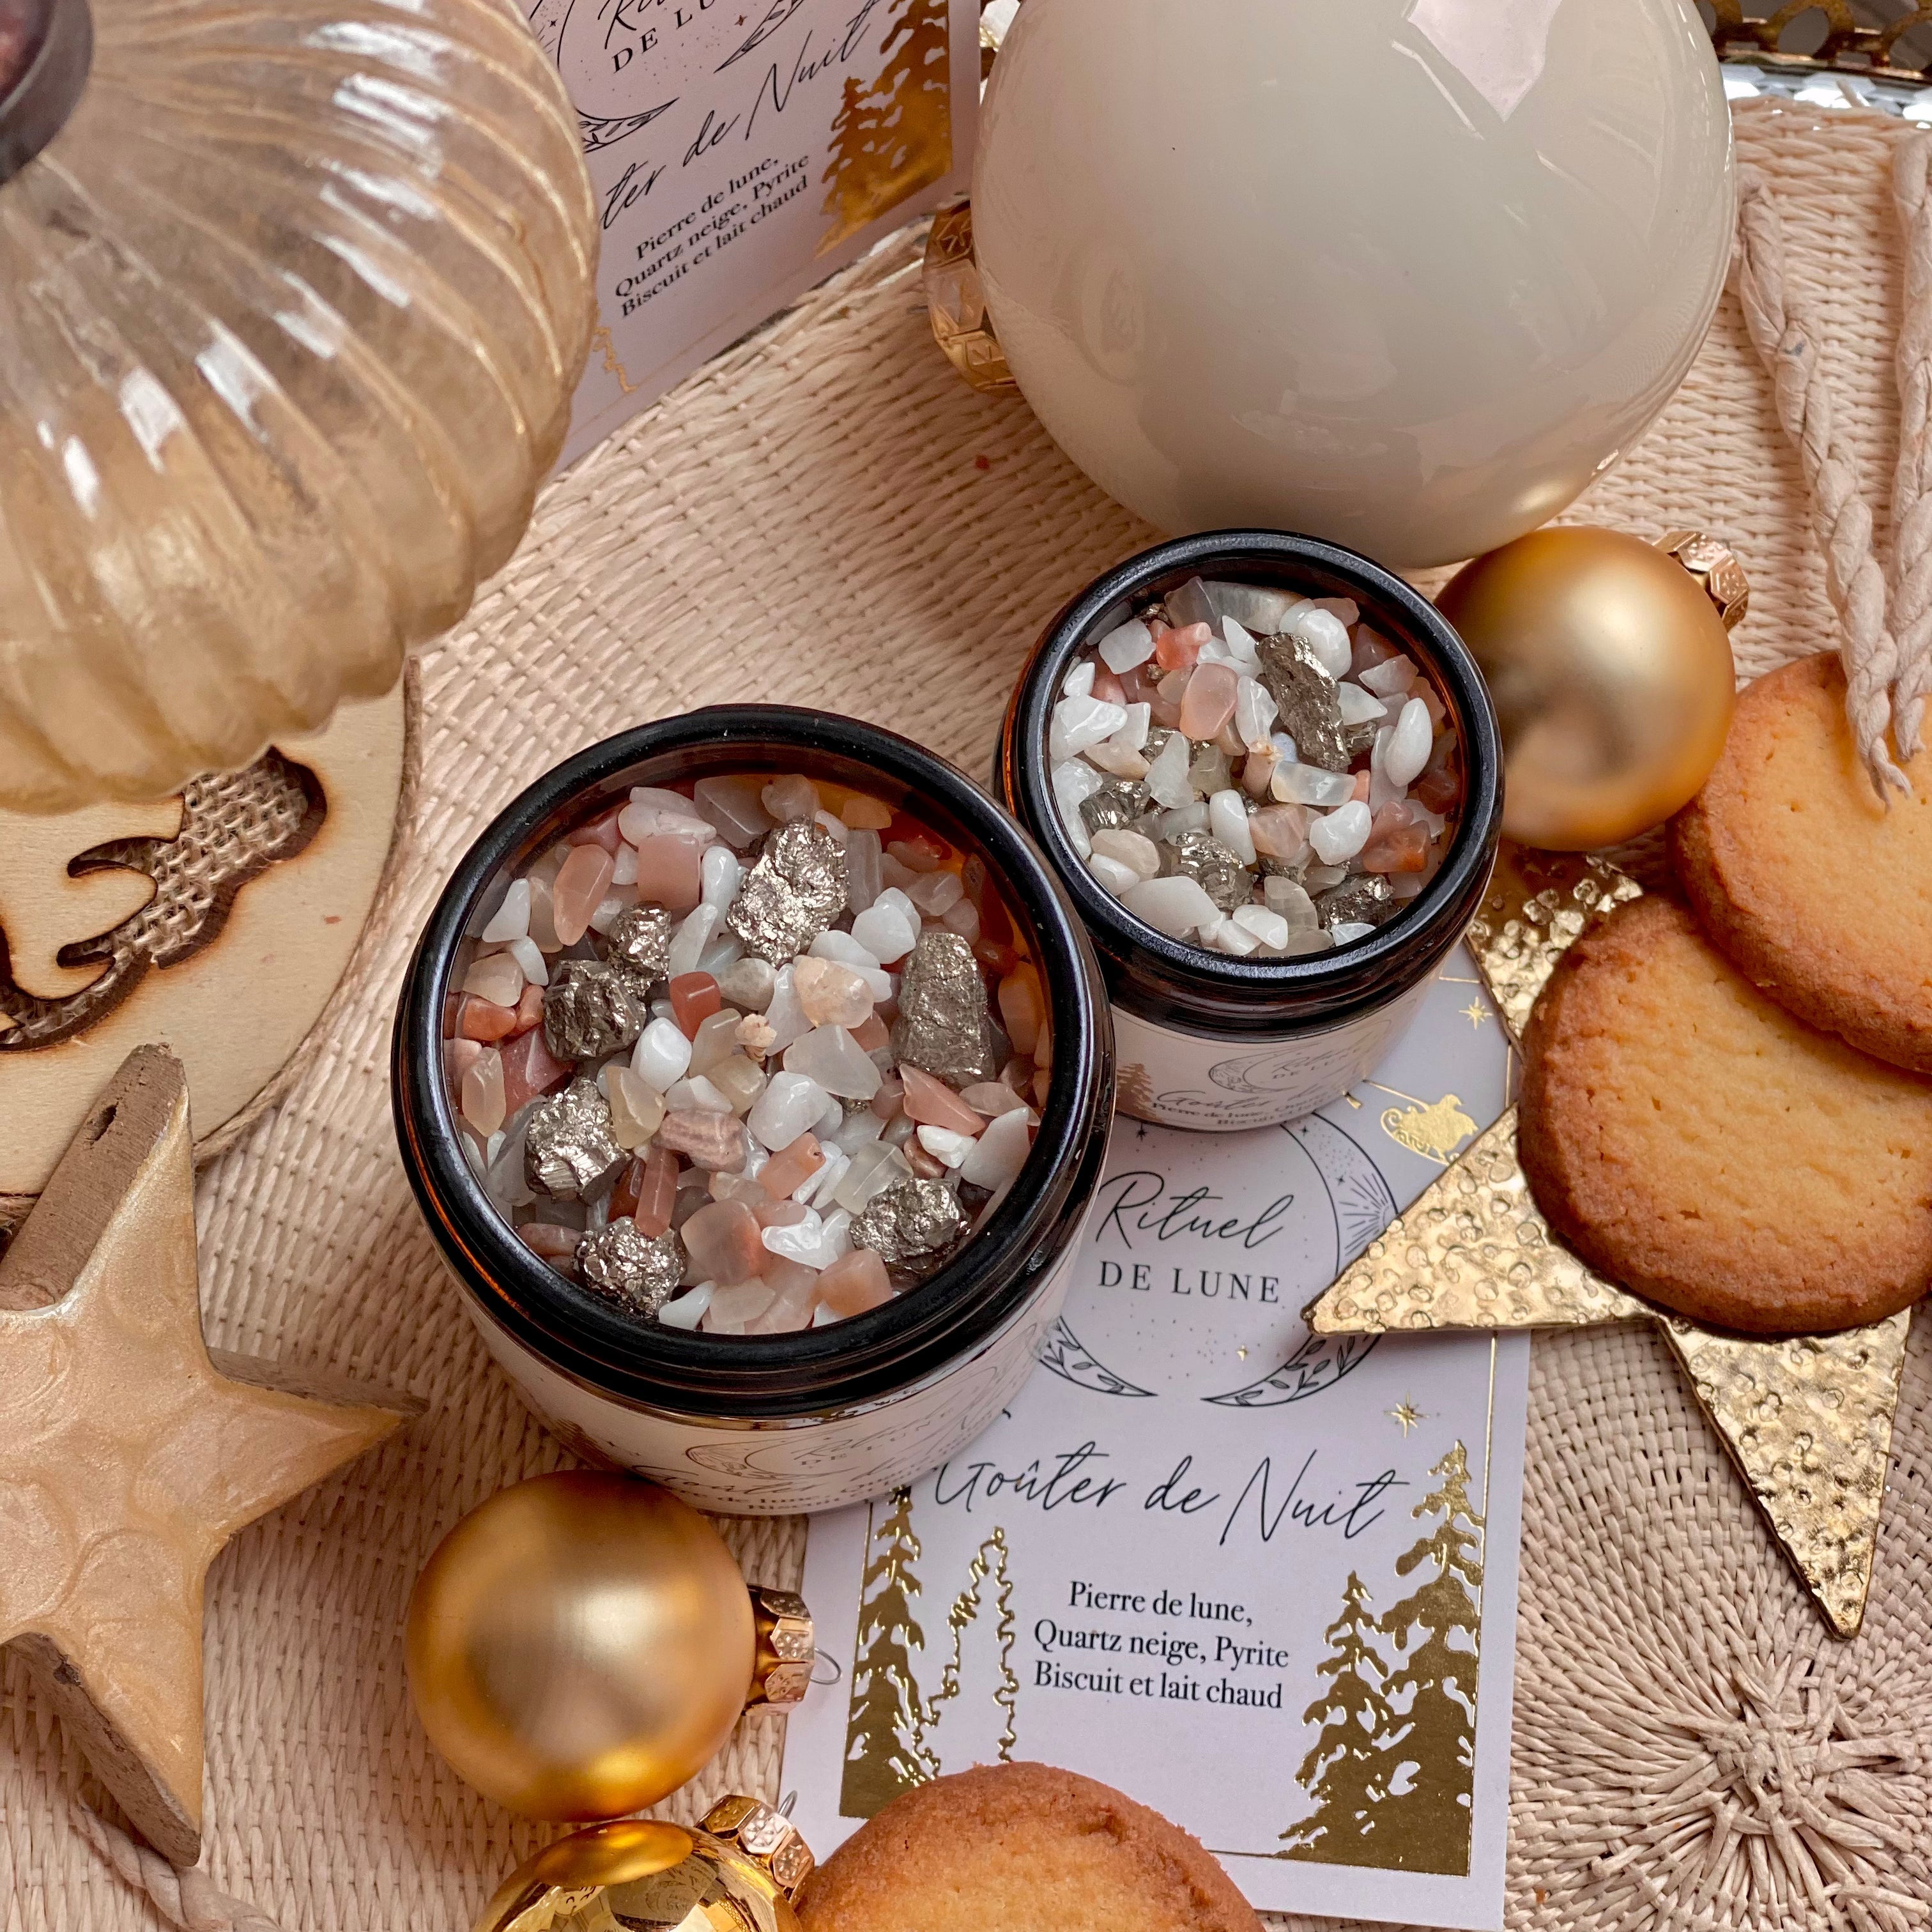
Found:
[667,904,720,977]
[850,899,917,964]
[508,936,548,986]
[658,1283,715,1330]
[1087,854,1138,896]
[631,1016,694,1091]
[1123,874,1221,939]
[1090,829,1160,878]
[1142,732,1195,809]
[916,1124,977,1169]
[1208,788,1257,864]
[1309,799,1372,864]
[1337,681,1386,726]
[1050,758,1105,859]
[1272,762,1356,809]
[1096,618,1156,671]
[1232,904,1291,950]
[1234,677,1279,749]
[1203,915,1261,956]
[1109,701,1152,753]
[960,1107,1031,1190]
[1219,617,1261,668]
[1206,581,1295,635]
[1050,694,1130,762]
[750,1070,829,1149]
[1383,695,1433,788]
[1292,608,1354,678]
[1262,877,1319,928]
[784,1024,882,1099]
[482,878,531,944]
[1359,655,1418,698]
[700,845,742,910]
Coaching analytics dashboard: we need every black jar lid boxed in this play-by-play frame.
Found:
[394,704,1115,1422]
[0,0,90,188]
[998,530,1503,1039]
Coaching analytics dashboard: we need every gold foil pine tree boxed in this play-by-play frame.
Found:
[919,1529,1020,1766]
[1376,1443,1483,1874]
[841,1488,939,1817]
[1281,1443,1483,1875]
[1279,1572,1397,1866]
[820,0,953,254]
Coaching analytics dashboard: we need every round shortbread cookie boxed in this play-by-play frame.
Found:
[1519,894,1932,1335]
[1671,652,1932,1073]
[797,1763,1259,1932]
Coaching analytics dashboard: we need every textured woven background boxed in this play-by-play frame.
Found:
[3,97,1928,1932]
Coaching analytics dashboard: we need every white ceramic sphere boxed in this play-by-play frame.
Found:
[973,0,1733,568]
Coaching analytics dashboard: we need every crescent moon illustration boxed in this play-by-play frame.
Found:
[1200,1115,1395,1408]
[1034,1317,1159,1399]
[581,98,681,155]
[549,0,680,144]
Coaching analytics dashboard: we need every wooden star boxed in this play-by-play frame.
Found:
[0,1047,413,1863]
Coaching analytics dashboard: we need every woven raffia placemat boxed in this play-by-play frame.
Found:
[3,96,1928,1932]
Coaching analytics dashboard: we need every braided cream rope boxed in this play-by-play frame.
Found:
[1731,164,1911,797]
[1889,132,1932,760]
[73,1809,287,1932]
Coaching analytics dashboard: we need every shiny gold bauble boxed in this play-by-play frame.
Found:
[474,1802,812,1932]
[1436,527,1738,851]
[406,1474,755,1820]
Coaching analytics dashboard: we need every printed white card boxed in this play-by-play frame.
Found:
[781,951,1527,1930]
[523,0,979,464]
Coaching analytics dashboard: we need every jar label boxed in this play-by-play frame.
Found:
[458,1218,1089,1515]
[1112,984,1432,1131]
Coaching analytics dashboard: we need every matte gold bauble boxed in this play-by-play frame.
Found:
[1436,528,1740,851]
[407,1474,756,1820]
[474,1797,815,1932]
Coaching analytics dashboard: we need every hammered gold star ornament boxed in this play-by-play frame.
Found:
[0,1046,413,1862]
[1308,847,1914,1639]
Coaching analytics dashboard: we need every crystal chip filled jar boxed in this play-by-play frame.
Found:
[998,532,1501,1132]
[395,707,1113,1515]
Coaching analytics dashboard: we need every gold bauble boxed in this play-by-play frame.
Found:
[406,1474,755,1820]
[1436,527,1739,851]
[474,1798,814,1932]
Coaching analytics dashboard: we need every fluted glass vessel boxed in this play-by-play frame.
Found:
[0,0,597,810]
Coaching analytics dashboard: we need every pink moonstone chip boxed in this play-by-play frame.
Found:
[815,1248,893,1317]
[460,1047,507,1137]
[792,955,875,1028]
[552,845,617,946]
[632,836,704,914]
[659,1108,749,1170]
[759,1132,826,1200]
[1176,661,1239,743]
[746,1274,820,1333]
[1360,799,1432,874]
[898,1064,985,1136]
[500,1027,571,1117]
[705,1280,777,1333]
[682,1199,766,1285]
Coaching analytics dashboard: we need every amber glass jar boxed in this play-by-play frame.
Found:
[395,707,1115,1515]
[999,531,1501,1131]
